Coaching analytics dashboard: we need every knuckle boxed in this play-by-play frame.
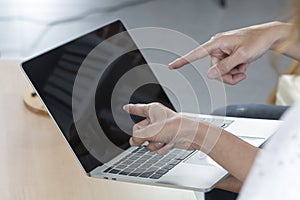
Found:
[210,36,217,42]
[131,137,139,145]
[214,32,224,38]
[211,32,224,40]
[133,124,140,131]
[217,64,228,74]
[171,115,182,125]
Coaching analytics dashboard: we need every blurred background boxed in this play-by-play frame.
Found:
[0,0,293,113]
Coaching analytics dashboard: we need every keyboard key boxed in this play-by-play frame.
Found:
[131,147,141,153]
[140,162,153,169]
[133,160,145,165]
[109,169,120,174]
[119,171,130,175]
[128,168,147,177]
[129,172,142,177]
[138,148,148,153]
[153,154,164,159]
[115,164,127,170]
[175,151,192,160]
[150,173,163,179]
[169,159,181,166]
[132,168,146,173]
[161,157,173,163]
[122,160,133,165]
[122,167,135,173]
[144,167,159,173]
[104,167,112,173]
[155,169,169,175]
[128,163,141,168]
[139,172,154,178]
[162,164,175,170]
[153,162,166,168]
[180,151,193,158]
[112,161,121,166]
[130,155,141,160]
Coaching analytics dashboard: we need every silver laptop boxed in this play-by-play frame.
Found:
[21,20,282,192]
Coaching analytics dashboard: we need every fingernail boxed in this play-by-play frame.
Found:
[123,105,129,112]
[168,59,179,69]
[168,64,174,69]
[142,141,149,146]
[129,137,134,146]
[207,67,220,79]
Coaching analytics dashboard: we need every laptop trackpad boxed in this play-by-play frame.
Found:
[158,162,227,191]
[184,151,219,167]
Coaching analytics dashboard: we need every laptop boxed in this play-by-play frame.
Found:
[21,19,282,192]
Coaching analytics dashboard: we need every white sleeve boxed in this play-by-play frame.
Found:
[238,102,300,200]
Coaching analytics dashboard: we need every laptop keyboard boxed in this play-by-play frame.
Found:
[104,146,193,179]
[103,117,234,179]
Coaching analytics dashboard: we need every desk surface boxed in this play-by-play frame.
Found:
[0,60,198,200]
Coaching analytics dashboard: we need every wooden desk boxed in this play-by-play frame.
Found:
[0,60,200,200]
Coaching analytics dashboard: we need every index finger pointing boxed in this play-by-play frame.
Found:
[123,104,150,117]
[168,41,214,69]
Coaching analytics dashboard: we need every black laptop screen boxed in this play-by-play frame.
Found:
[22,20,174,173]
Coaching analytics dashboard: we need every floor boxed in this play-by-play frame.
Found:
[0,0,292,113]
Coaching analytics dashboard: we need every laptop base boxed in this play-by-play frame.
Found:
[194,191,205,200]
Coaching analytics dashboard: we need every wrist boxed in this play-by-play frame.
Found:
[194,122,224,154]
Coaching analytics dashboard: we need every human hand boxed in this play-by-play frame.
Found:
[123,103,205,154]
[169,22,285,85]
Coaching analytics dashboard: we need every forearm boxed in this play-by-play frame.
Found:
[215,175,243,193]
[271,22,300,60]
[280,41,300,61]
[196,125,259,182]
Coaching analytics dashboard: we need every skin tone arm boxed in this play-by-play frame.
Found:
[169,21,300,85]
[215,175,243,193]
[123,103,259,184]
[271,23,300,60]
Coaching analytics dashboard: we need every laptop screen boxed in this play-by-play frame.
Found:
[22,20,174,173]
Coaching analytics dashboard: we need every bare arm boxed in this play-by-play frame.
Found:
[196,125,259,182]
[124,103,259,183]
[271,22,300,60]
[215,175,243,193]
